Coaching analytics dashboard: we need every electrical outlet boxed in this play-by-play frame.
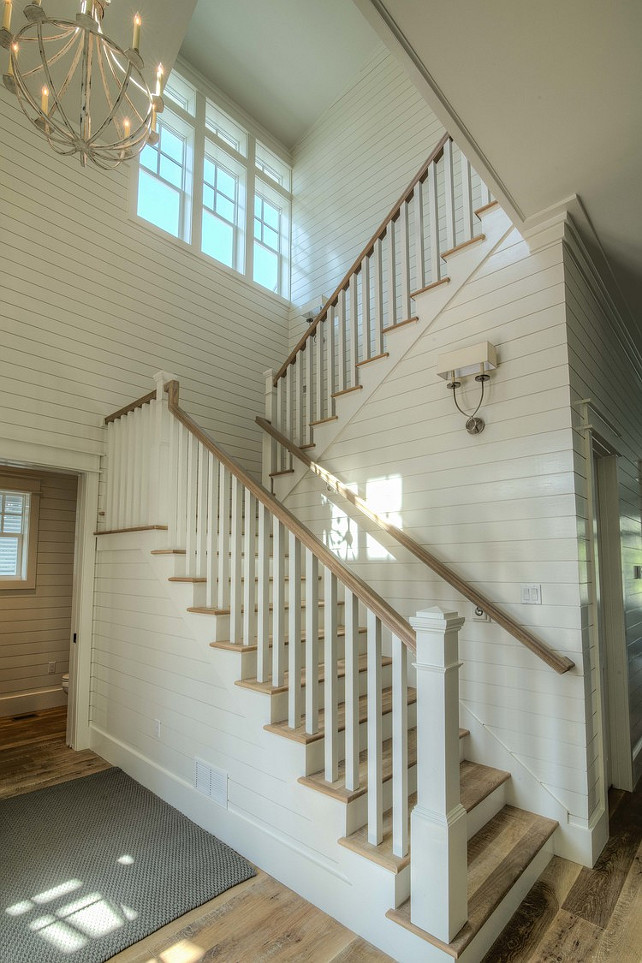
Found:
[48,661,56,674]
[154,719,161,739]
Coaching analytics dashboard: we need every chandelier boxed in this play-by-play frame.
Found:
[1,0,164,169]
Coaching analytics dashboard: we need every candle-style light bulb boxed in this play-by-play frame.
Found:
[132,13,141,51]
[7,41,17,76]
[41,85,49,115]
[155,63,164,96]
[2,1,12,32]
[123,117,131,138]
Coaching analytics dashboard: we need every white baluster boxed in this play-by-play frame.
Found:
[141,404,153,527]
[243,489,256,646]
[205,452,219,609]
[344,589,360,792]
[361,254,371,362]
[196,442,208,578]
[185,431,198,576]
[285,365,293,459]
[428,160,440,283]
[257,504,270,682]
[315,318,323,424]
[305,337,313,445]
[272,517,286,686]
[410,607,467,943]
[288,533,303,728]
[106,421,117,529]
[175,423,188,549]
[305,549,319,734]
[399,201,411,321]
[324,567,338,783]
[349,276,359,383]
[275,377,284,470]
[337,289,346,394]
[444,139,456,251]
[294,355,304,445]
[461,150,473,241]
[373,238,383,356]
[414,181,425,293]
[367,610,383,845]
[325,305,335,418]
[122,412,133,528]
[262,368,276,488]
[216,464,230,611]
[167,414,179,546]
[386,225,397,331]
[229,476,243,643]
[130,408,141,526]
[392,634,408,858]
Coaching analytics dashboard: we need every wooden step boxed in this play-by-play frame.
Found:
[301,728,469,806]
[269,469,295,478]
[310,415,339,427]
[265,685,417,746]
[210,624,368,654]
[332,385,363,399]
[386,806,558,958]
[337,760,510,874]
[410,276,450,299]
[236,652,390,697]
[441,234,485,260]
[381,315,419,335]
[355,352,389,368]
[169,576,206,583]
[151,549,186,555]
[189,598,343,618]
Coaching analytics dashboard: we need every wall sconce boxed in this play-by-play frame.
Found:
[437,341,498,435]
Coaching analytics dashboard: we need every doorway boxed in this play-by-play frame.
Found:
[591,441,633,792]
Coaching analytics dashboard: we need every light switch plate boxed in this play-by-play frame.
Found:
[521,584,542,604]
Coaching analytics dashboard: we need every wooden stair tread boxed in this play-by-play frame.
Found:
[236,652,392,696]
[335,759,510,874]
[264,685,417,745]
[386,806,558,957]
[302,728,417,805]
[410,276,450,299]
[210,624,367,653]
[169,576,206,583]
[150,549,186,555]
[381,315,419,335]
[302,728,469,805]
[459,760,511,812]
[441,234,485,260]
[190,599,344,618]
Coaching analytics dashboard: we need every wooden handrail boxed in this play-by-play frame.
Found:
[273,132,451,385]
[165,382,416,652]
[257,416,575,675]
[105,389,157,425]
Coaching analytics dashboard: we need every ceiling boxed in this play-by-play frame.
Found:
[353,0,642,341]
[179,0,381,149]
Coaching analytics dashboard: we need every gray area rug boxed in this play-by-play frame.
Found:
[0,768,255,963]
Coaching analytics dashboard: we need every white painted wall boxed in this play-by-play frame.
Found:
[282,218,605,854]
[289,44,446,346]
[0,469,77,716]
[0,88,290,478]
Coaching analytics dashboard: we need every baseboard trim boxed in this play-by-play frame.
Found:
[0,688,66,718]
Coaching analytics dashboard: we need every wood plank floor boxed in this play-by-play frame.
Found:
[482,783,642,962]
[0,707,391,962]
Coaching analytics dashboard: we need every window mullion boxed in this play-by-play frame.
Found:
[192,90,206,254]
[245,136,256,284]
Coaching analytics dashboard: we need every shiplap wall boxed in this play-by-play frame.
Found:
[0,469,77,715]
[289,44,445,346]
[564,234,642,787]
[0,88,290,477]
[283,220,599,826]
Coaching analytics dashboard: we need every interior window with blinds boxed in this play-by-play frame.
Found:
[0,479,40,589]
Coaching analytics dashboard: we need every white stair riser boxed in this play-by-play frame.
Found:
[266,662,393,724]
[304,701,418,775]
[345,764,418,836]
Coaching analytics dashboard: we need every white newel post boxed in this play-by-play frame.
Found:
[153,370,177,524]
[410,607,467,943]
[263,368,277,489]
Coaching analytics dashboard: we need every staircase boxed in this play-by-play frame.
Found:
[97,365,564,961]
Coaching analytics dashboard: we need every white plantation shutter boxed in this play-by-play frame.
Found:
[0,536,19,575]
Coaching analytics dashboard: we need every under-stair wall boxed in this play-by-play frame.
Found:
[277,217,606,864]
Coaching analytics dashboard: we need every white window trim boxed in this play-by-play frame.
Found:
[0,473,40,591]
[132,59,292,300]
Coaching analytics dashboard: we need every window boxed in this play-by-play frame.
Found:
[135,66,291,298]
[0,476,40,590]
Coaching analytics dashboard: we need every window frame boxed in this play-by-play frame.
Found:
[0,474,40,591]
[133,63,292,300]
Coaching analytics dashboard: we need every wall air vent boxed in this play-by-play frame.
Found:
[194,758,228,808]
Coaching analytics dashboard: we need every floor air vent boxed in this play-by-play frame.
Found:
[194,758,228,807]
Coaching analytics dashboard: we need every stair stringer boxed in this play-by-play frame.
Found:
[273,206,513,503]
[89,529,458,962]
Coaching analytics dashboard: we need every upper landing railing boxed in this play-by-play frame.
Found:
[270,135,494,460]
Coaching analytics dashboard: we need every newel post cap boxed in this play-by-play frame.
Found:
[410,607,465,633]
[153,370,178,397]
